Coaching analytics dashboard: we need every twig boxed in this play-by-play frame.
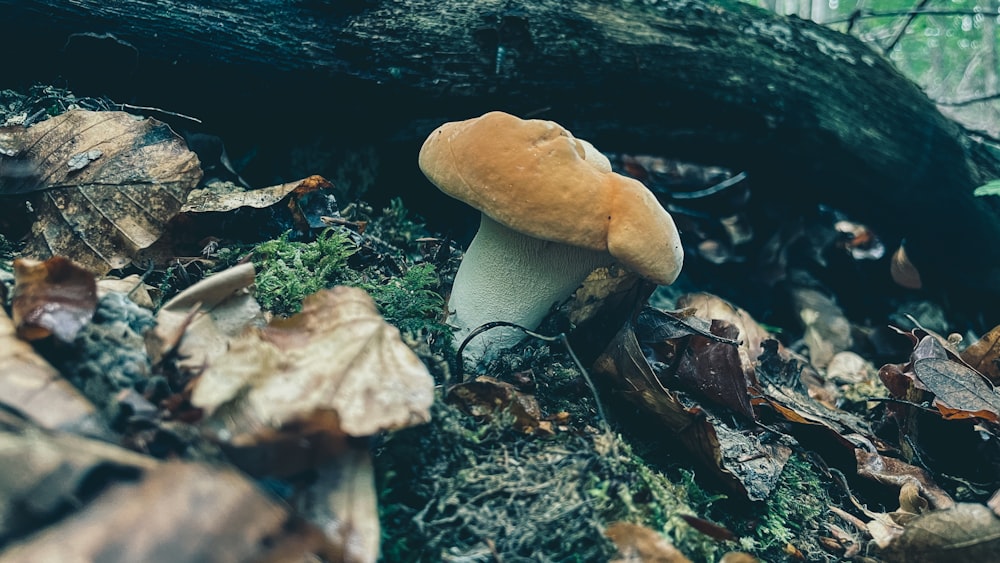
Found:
[457,321,612,433]
[936,92,1000,107]
[118,103,203,124]
[827,8,987,26]
[884,0,933,56]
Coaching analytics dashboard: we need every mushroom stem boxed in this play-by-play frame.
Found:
[448,214,614,362]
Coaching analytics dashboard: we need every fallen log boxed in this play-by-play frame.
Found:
[1,0,998,317]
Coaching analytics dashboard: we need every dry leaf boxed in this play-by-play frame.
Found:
[606,522,693,563]
[12,256,97,342]
[1,110,201,274]
[153,262,260,369]
[97,274,155,309]
[912,357,1000,423]
[876,503,1000,562]
[447,376,553,435]
[855,449,954,510]
[0,304,105,434]
[0,418,157,543]
[295,443,380,563]
[191,287,434,472]
[962,324,1000,385]
[0,462,332,562]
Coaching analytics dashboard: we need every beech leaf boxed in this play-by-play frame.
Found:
[1,110,202,274]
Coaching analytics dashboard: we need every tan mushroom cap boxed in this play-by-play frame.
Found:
[418,111,683,285]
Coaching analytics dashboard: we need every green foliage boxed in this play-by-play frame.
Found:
[252,229,356,316]
[974,179,1000,197]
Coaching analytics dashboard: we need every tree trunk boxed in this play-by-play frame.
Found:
[1,0,999,311]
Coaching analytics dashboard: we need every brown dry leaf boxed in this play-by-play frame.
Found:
[97,274,155,309]
[676,292,772,364]
[0,417,157,543]
[962,324,1000,385]
[1,110,202,274]
[177,174,342,246]
[294,442,380,563]
[875,503,1000,562]
[11,256,97,342]
[446,376,552,435]
[605,522,693,563]
[153,262,260,369]
[0,461,332,562]
[0,304,104,434]
[191,286,434,471]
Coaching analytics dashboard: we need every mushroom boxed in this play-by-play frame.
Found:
[419,111,683,360]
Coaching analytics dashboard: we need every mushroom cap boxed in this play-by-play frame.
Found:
[419,111,683,284]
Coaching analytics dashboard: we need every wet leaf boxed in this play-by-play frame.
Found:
[675,292,772,364]
[294,443,380,563]
[1,110,202,274]
[12,256,97,342]
[0,461,332,562]
[673,319,757,420]
[191,287,434,474]
[605,521,693,563]
[0,303,105,434]
[677,514,737,542]
[855,449,954,510]
[594,314,789,501]
[962,325,1000,385]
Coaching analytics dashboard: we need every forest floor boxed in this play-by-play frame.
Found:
[1,85,998,563]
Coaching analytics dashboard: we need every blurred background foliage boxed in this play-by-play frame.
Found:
[749,0,1000,137]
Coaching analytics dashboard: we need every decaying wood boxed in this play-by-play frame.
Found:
[1,0,998,308]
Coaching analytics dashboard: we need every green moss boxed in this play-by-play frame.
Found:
[757,455,827,548]
[375,400,721,562]
[251,228,356,316]
[362,262,451,346]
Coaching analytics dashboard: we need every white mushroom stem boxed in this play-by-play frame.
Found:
[448,214,614,362]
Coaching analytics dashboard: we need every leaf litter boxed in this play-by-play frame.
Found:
[0,98,998,562]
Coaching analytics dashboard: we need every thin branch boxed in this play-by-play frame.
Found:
[936,92,1000,107]
[827,9,989,26]
[884,0,933,55]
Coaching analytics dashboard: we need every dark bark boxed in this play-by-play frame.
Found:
[1,0,999,311]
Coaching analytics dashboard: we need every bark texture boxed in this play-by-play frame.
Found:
[2,0,998,304]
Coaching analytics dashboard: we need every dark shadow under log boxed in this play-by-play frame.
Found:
[1,0,998,319]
